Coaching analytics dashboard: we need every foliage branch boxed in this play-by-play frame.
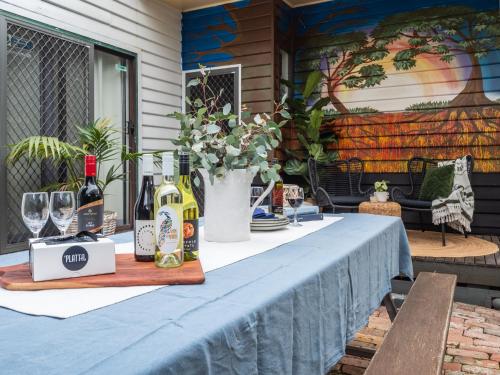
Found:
[169,66,290,184]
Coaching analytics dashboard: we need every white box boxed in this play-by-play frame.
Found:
[29,237,116,282]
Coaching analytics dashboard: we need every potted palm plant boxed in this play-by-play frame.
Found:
[281,71,338,193]
[6,118,139,235]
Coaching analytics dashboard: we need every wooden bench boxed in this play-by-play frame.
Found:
[365,272,456,375]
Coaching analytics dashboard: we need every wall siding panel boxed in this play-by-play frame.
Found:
[0,0,182,153]
[182,0,275,114]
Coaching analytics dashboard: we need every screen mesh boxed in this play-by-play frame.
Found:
[4,22,91,246]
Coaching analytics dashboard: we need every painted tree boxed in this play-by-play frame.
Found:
[371,6,500,107]
[304,32,388,114]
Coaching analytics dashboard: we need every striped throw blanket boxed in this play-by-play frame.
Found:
[431,156,474,233]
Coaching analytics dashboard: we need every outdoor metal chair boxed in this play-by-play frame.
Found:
[308,157,372,213]
[391,155,474,246]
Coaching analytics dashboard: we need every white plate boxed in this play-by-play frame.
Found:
[251,224,289,231]
[251,219,289,227]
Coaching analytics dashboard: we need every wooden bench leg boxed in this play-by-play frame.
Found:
[441,223,446,247]
[382,293,398,322]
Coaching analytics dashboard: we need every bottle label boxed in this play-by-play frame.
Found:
[183,219,199,256]
[77,200,104,233]
[135,220,155,256]
[156,206,181,253]
[272,187,284,214]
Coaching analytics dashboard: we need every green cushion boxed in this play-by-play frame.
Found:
[418,165,455,201]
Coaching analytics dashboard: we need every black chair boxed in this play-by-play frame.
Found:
[391,155,474,246]
[308,157,372,213]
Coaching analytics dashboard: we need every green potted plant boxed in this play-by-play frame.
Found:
[169,66,289,242]
[6,118,139,235]
[374,180,390,202]
[281,71,338,192]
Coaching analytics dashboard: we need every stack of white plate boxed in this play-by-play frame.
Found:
[250,215,290,231]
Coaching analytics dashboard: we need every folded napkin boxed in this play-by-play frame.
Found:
[287,213,324,222]
[252,208,276,219]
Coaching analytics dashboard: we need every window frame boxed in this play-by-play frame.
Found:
[0,14,138,253]
[182,64,242,120]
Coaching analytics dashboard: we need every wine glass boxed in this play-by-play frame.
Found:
[21,192,49,239]
[250,186,264,206]
[50,191,76,236]
[285,186,304,227]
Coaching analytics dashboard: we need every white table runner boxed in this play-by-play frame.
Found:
[0,217,342,318]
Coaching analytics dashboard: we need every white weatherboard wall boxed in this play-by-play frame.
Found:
[0,0,182,152]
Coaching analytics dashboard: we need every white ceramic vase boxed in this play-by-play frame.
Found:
[199,169,274,242]
[374,191,389,203]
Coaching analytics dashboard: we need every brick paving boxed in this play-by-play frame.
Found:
[329,303,500,375]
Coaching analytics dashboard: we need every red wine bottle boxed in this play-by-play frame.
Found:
[271,158,283,214]
[134,154,155,261]
[77,155,104,233]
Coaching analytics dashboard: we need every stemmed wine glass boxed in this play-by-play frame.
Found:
[21,192,49,239]
[285,186,304,227]
[50,191,76,236]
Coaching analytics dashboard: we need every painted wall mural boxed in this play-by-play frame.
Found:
[182,0,499,173]
[293,0,500,172]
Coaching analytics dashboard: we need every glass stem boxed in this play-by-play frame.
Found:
[294,209,298,225]
[33,232,39,239]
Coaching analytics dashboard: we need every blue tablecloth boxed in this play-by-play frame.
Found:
[0,214,412,375]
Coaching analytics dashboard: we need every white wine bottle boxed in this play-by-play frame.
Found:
[154,152,183,268]
[177,152,199,261]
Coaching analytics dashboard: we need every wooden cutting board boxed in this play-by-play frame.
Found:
[0,254,205,291]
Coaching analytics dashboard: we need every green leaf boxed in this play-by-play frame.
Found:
[223,103,231,115]
[225,145,241,156]
[187,78,199,87]
[206,124,221,134]
[280,110,291,120]
[280,93,288,105]
[303,71,323,99]
[207,153,219,163]
[297,133,310,150]
[283,159,308,177]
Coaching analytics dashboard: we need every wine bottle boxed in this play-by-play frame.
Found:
[177,152,199,261]
[154,152,184,268]
[77,155,104,233]
[271,158,283,214]
[134,154,155,261]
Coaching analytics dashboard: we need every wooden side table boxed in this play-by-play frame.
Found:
[359,201,402,217]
